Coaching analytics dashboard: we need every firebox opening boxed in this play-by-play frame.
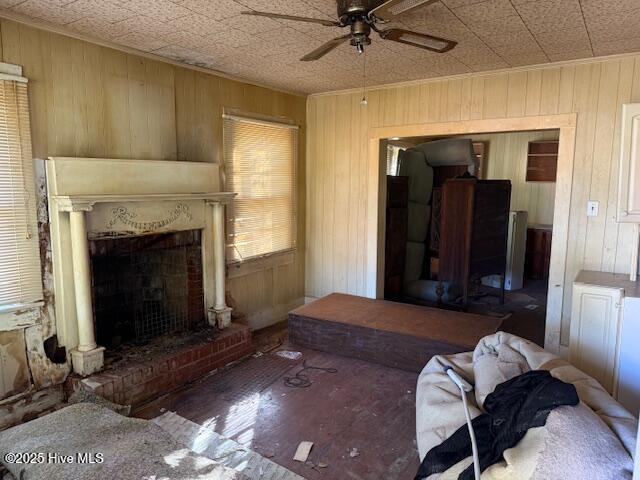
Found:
[90,230,205,350]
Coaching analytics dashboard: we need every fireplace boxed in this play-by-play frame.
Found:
[45,157,236,376]
[90,230,206,349]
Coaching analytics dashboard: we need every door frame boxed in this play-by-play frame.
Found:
[366,114,577,355]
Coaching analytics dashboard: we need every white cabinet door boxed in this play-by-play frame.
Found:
[570,283,623,394]
[618,103,640,223]
[618,297,640,416]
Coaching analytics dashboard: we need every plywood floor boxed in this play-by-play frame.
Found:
[136,327,420,480]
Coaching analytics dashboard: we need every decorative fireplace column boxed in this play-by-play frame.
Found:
[207,199,232,329]
[59,200,105,376]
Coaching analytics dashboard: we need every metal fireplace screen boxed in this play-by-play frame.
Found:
[90,230,205,348]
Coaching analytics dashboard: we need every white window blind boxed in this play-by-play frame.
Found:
[0,79,42,308]
[223,114,297,263]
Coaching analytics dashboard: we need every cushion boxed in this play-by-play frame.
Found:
[407,203,432,243]
[404,241,426,284]
[416,332,637,480]
[398,150,434,204]
[473,340,530,407]
[411,138,476,168]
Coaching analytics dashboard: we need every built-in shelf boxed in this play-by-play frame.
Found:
[526,140,558,182]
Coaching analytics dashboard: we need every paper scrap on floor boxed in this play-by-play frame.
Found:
[293,441,314,462]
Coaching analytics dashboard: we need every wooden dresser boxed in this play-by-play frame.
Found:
[438,178,512,306]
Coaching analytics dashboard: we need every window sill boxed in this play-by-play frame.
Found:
[0,301,43,331]
[227,249,295,279]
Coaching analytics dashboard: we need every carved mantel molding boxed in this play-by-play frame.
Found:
[107,203,193,230]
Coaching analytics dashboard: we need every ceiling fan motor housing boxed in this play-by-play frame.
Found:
[337,0,384,23]
[350,20,372,47]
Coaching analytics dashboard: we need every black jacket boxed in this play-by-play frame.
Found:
[415,370,579,480]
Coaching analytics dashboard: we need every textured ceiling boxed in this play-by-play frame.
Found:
[1,0,640,94]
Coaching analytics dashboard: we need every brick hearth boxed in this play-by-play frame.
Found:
[65,324,252,407]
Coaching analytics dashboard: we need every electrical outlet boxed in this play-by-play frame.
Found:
[587,200,599,217]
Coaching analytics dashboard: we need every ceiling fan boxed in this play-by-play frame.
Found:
[242,0,457,62]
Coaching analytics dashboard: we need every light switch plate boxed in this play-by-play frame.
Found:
[587,200,599,217]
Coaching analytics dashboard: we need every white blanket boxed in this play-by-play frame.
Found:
[416,332,636,479]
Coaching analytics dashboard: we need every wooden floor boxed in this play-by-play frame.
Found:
[136,329,420,480]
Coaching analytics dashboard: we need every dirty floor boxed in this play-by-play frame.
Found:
[136,332,420,480]
[467,278,548,347]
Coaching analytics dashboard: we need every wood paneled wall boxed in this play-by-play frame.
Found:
[0,19,306,329]
[467,130,559,226]
[306,56,640,345]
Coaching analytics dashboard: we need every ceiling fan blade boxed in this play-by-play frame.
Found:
[301,34,352,61]
[379,28,457,53]
[369,0,439,21]
[241,11,340,27]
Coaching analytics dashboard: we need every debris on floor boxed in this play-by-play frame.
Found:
[275,350,303,360]
[293,441,314,462]
[349,448,360,458]
[284,360,338,388]
[525,304,539,310]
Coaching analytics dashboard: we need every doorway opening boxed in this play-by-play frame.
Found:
[382,130,559,346]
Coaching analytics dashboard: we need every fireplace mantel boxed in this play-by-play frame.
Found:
[46,157,235,376]
[53,192,236,207]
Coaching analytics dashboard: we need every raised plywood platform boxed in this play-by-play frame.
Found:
[289,294,503,372]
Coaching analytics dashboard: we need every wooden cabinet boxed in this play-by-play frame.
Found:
[526,140,558,182]
[524,226,552,280]
[438,178,511,306]
[384,176,408,300]
[570,279,623,395]
[617,103,640,223]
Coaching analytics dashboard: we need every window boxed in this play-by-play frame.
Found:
[223,113,298,264]
[0,73,42,310]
